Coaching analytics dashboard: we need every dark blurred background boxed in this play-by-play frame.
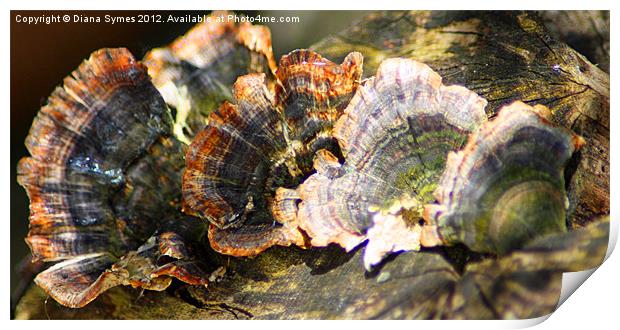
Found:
[10,10,370,307]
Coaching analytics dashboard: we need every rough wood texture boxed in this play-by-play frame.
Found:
[540,11,609,73]
[15,11,610,319]
[15,217,609,319]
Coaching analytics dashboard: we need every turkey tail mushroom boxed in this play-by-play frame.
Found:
[274,58,488,270]
[181,50,363,256]
[143,11,277,144]
[423,101,585,254]
[17,48,208,308]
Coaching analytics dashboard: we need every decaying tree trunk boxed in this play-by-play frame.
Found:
[15,217,609,319]
[540,10,609,73]
[14,11,610,320]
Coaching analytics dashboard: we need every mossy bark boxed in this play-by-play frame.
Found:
[15,218,609,319]
[14,10,610,320]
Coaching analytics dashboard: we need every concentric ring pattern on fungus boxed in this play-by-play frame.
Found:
[18,15,589,309]
[17,49,209,308]
[423,101,585,255]
[182,49,363,256]
[143,11,277,144]
[273,58,488,269]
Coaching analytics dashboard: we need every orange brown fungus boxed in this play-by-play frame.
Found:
[275,51,363,136]
[35,233,209,308]
[18,48,166,261]
[182,50,363,257]
[17,48,208,308]
[143,11,277,142]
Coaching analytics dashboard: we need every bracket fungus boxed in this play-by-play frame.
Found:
[273,58,488,269]
[182,49,363,256]
[17,48,208,308]
[17,12,592,312]
[423,101,585,254]
[143,11,277,144]
[181,51,584,270]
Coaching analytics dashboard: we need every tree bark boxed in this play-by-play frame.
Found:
[14,10,610,320]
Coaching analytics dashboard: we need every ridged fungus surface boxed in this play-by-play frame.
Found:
[182,50,363,256]
[143,11,277,144]
[17,48,208,308]
[18,13,591,311]
[273,58,488,269]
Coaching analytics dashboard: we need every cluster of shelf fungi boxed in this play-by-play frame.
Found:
[15,11,609,319]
